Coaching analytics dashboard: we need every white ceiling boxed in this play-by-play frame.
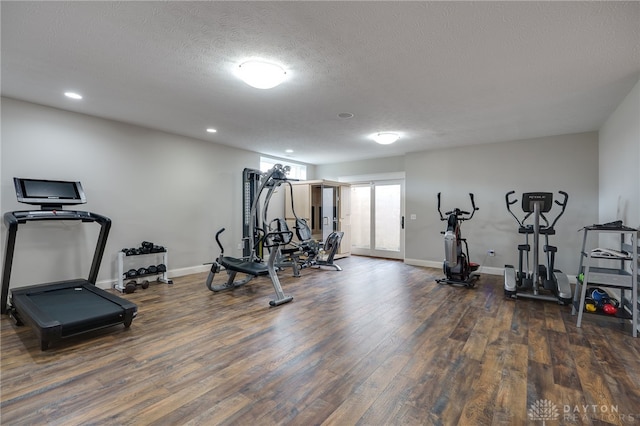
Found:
[2,1,639,165]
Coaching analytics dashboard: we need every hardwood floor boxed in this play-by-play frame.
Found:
[1,256,639,425]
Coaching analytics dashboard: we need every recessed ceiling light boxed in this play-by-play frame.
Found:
[285,149,294,153]
[237,61,287,89]
[206,128,217,133]
[64,92,83,100]
[372,132,400,145]
[338,112,354,119]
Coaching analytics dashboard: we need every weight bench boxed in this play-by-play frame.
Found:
[205,228,293,306]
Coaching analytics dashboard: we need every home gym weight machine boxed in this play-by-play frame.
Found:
[242,167,343,277]
[436,192,480,287]
[271,217,344,277]
[205,164,295,306]
[504,191,572,304]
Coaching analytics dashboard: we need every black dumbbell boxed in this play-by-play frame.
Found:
[137,267,148,276]
[124,281,137,294]
[156,264,167,273]
[125,268,138,278]
[147,265,158,274]
[141,280,150,289]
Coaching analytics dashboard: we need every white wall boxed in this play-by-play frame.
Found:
[1,97,261,289]
[315,156,405,181]
[403,133,599,275]
[598,78,640,229]
[315,133,600,276]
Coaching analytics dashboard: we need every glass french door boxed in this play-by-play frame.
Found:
[350,180,404,259]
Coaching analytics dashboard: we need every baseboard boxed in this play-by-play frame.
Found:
[403,259,442,269]
[402,259,575,281]
[96,260,576,290]
[404,259,504,276]
[96,264,211,290]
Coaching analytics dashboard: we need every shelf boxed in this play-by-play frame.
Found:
[582,224,637,232]
[573,226,638,337]
[572,300,632,321]
[579,267,633,288]
[123,271,164,279]
[115,250,172,293]
[122,250,166,256]
[582,252,632,261]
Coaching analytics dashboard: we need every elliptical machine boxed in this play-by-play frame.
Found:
[504,191,572,304]
[436,192,480,287]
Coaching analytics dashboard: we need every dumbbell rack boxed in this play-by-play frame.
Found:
[115,250,173,293]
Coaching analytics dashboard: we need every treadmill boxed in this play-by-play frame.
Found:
[1,177,137,350]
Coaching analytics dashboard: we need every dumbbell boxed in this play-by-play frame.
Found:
[124,280,137,294]
[156,264,167,273]
[137,267,148,276]
[147,265,158,274]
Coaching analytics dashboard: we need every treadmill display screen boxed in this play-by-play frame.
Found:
[14,177,87,207]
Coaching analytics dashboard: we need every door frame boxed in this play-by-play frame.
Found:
[345,174,405,260]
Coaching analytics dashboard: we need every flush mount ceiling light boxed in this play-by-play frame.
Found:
[372,132,400,145]
[206,128,217,133]
[238,61,287,89]
[64,91,83,100]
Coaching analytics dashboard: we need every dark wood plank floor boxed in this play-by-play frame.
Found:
[2,256,639,425]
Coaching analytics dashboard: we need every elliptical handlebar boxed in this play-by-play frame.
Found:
[438,192,478,221]
[466,193,479,220]
[505,190,568,230]
[549,190,569,230]
[505,191,524,227]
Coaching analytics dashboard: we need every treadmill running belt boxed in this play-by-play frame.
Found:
[26,287,126,336]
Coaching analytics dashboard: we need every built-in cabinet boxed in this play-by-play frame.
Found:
[284,180,351,257]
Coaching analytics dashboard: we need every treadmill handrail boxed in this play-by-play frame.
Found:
[4,210,110,226]
[1,210,111,314]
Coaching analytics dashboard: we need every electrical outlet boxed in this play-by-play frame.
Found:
[488,249,495,257]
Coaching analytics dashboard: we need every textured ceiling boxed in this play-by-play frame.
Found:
[2,1,639,165]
